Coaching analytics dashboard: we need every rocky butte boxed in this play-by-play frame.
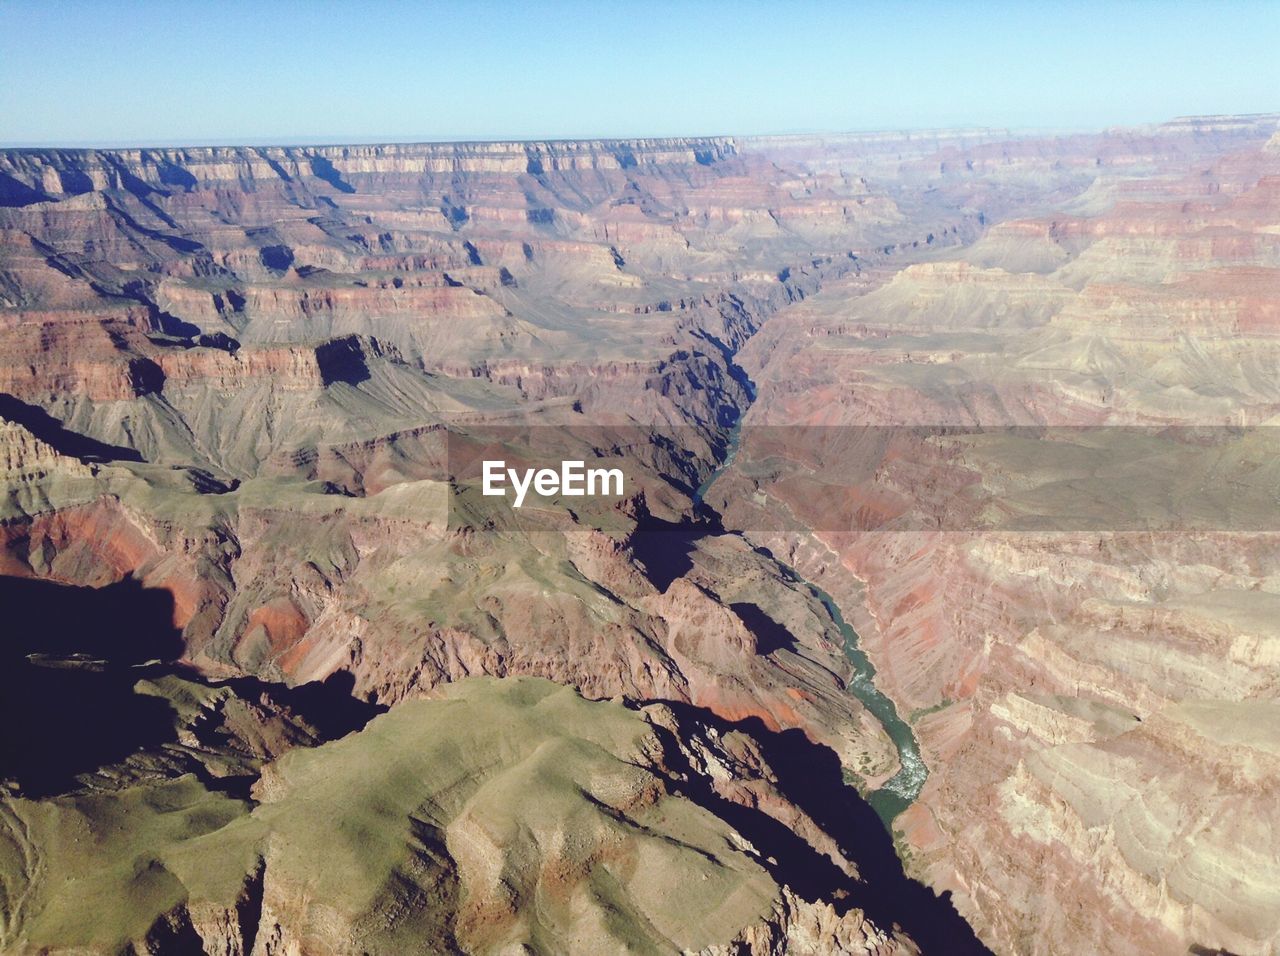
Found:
[0,114,1277,954]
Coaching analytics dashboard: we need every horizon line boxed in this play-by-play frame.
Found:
[7,111,1277,153]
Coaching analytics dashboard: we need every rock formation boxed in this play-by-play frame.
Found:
[712,116,1280,955]
[2,114,1278,953]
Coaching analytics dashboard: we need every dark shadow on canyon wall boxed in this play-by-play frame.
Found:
[650,700,992,955]
[628,514,702,592]
[0,392,144,462]
[730,601,798,655]
[308,155,356,193]
[0,575,184,795]
[0,575,384,797]
[226,669,384,743]
[315,334,372,386]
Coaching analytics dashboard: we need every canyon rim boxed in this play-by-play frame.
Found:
[1,3,1279,954]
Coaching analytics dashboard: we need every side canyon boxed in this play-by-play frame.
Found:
[1,114,1277,954]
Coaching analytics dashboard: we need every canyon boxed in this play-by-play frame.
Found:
[0,114,1277,954]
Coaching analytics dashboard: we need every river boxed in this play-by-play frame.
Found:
[694,421,927,827]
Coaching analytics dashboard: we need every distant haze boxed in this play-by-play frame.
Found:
[2,0,1277,147]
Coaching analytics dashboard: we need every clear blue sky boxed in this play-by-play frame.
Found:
[2,0,1277,146]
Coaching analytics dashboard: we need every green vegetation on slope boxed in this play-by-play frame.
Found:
[1,677,779,955]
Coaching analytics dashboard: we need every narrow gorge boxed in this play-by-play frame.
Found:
[2,111,1279,954]
[692,342,929,828]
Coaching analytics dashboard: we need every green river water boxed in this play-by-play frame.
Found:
[694,422,927,826]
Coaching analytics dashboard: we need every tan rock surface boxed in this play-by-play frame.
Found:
[4,116,1279,953]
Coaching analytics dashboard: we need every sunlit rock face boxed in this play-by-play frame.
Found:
[0,676,930,955]
[1,114,1278,954]
[713,117,1280,955]
[0,130,986,714]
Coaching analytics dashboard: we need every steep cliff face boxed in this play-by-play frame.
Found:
[0,130,1001,954]
[0,138,740,196]
[0,127,966,698]
[0,133,885,475]
[0,665,954,955]
[3,116,1278,954]
[717,120,1280,955]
